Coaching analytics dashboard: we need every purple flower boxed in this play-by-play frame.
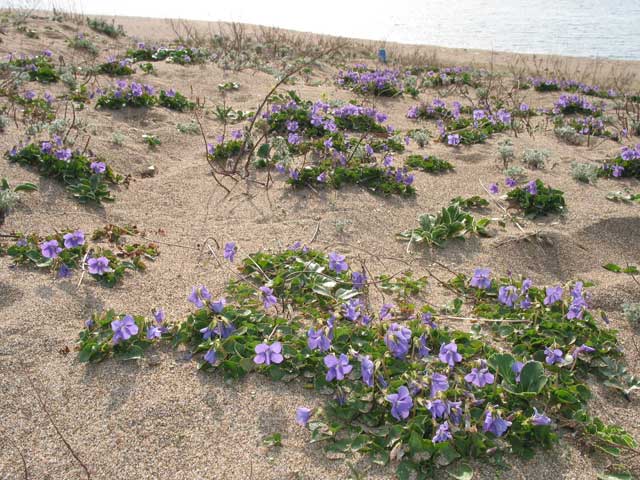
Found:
[439,341,462,367]
[146,325,162,340]
[379,303,394,321]
[512,361,524,382]
[204,348,217,365]
[342,298,362,322]
[254,341,284,365]
[430,372,449,398]
[289,169,299,181]
[432,422,453,443]
[40,240,62,259]
[307,327,331,352]
[328,252,348,273]
[483,410,512,437]
[165,88,176,97]
[384,323,412,359]
[427,399,447,419]
[296,407,312,426]
[545,347,564,365]
[470,268,491,289]
[259,286,277,309]
[526,180,538,195]
[519,103,529,112]
[43,49,53,57]
[111,315,139,344]
[505,177,517,187]
[63,230,85,248]
[188,286,209,308]
[210,297,226,313]
[464,365,495,388]
[531,407,552,426]
[316,171,328,183]
[231,129,243,140]
[287,133,301,145]
[422,312,437,329]
[90,161,106,174]
[153,308,165,323]
[489,183,499,195]
[360,354,374,387]
[612,165,624,177]
[324,353,352,381]
[498,285,518,307]
[447,134,460,146]
[351,271,366,289]
[88,256,113,275]
[418,334,431,358]
[544,286,563,305]
[24,90,36,101]
[57,264,72,278]
[40,141,53,154]
[386,386,413,421]
[574,344,595,356]
[223,242,236,262]
[130,82,143,97]
[55,149,72,161]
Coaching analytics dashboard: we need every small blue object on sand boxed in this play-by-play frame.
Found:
[378,48,387,64]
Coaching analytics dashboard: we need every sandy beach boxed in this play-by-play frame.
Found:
[0,10,639,480]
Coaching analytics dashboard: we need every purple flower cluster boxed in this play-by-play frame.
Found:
[337,65,404,96]
[553,94,603,115]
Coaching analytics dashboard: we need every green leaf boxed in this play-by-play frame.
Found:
[518,361,547,394]
[396,460,419,480]
[488,353,516,382]
[603,263,622,273]
[13,182,39,192]
[447,462,474,480]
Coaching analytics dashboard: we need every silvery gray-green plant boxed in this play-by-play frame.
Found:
[554,125,583,145]
[623,303,640,325]
[497,139,515,168]
[522,148,549,169]
[571,162,599,184]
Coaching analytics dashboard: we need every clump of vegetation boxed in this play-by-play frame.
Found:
[158,89,195,111]
[624,303,640,325]
[177,121,200,135]
[218,81,240,92]
[87,18,125,38]
[6,141,120,204]
[68,33,99,56]
[97,58,134,76]
[507,180,566,217]
[399,201,490,247]
[142,134,161,149]
[554,125,583,145]
[408,129,430,147]
[522,149,549,169]
[571,162,599,184]
[289,165,415,197]
[336,65,404,97]
[405,154,454,173]
[601,145,640,179]
[73,246,638,478]
[450,195,490,209]
[0,178,38,225]
[125,45,209,64]
[4,53,59,83]
[207,140,244,162]
[96,81,156,109]
[497,138,515,168]
[3,226,157,287]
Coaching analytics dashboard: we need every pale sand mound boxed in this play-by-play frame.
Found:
[0,11,639,480]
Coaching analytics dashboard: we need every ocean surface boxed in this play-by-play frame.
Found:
[71,0,640,60]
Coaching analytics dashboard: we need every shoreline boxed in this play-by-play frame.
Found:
[22,9,640,83]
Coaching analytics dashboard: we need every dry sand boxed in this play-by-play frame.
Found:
[0,11,639,480]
